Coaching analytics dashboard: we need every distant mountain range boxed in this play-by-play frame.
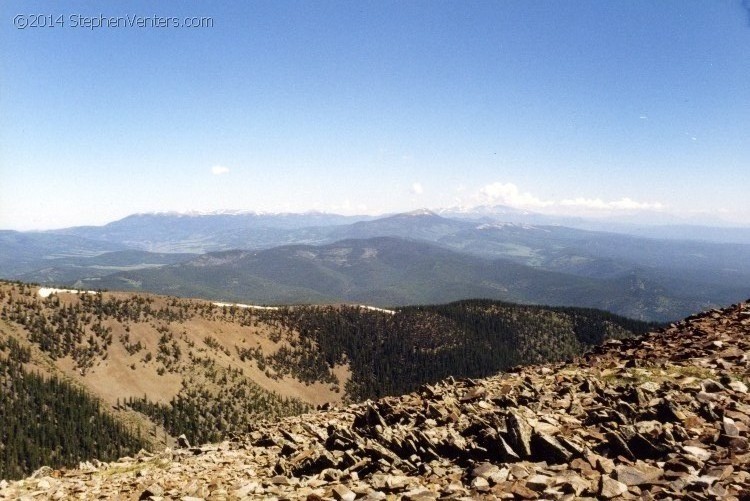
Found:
[439,205,750,244]
[2,208,750,321]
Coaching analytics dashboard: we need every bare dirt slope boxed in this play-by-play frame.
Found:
[0,282,350,442]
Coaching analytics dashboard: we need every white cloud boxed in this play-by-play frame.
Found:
[474,181,664,214]
[559,197,663,211]
[478,182,553,208]
[411,182,424,195]
[211,165,230,176]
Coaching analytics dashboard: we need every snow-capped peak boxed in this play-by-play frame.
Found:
[403,208,438,217]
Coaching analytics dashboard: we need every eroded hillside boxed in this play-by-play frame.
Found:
[0,282,345,462]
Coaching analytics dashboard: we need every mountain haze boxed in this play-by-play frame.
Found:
[88,236,742,321]
[2,210,750,321]
[50,212,374,253]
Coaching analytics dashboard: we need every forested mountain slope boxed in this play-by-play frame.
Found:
[0,280,656,479]
[2,292,748,499]
[94,237,731,321]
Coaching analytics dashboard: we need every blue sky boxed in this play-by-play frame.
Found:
[1,0,749,230]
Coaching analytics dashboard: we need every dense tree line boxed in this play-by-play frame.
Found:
[267,300,658,401]
[0,338,147,480]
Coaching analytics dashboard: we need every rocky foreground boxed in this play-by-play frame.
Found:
[3,302,750,500]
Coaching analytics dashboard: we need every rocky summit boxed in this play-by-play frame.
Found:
[3,302,750,500]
